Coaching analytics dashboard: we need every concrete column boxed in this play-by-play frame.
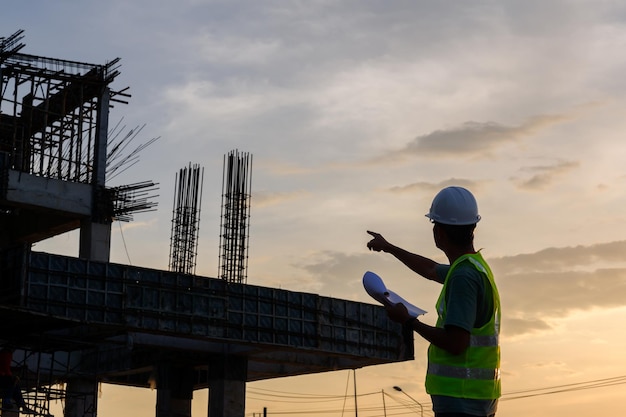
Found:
[155,363,194,417]
[207,355,247,417]
[79,221,111,262]
[78,86,111,263]
[64,377,98,417]
[93,88,109,188]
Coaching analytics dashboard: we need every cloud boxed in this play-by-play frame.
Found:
[297,251,372,295]
[511,160,580,190]
[521,361,580,378]
[504,317,553,336]
[257,160,317,176]
[493,241,626,274]
[194,32,282,68]
[253,190,310,208]
[369,114,572,164]
[493,241,626,336]
[387,178,483,195]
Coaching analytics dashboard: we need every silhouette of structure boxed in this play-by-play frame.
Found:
[218,150,252,284]
[169,163,204,275]
[0,29,157,256]
[0,31,413,417]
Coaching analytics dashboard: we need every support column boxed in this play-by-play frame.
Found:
[78,86,111,263]
[64,377,98,417]
[79,221,111,262]
[207,355,247,417]
[155,363,194,417]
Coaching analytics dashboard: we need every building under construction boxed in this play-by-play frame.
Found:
[0,31,413,417]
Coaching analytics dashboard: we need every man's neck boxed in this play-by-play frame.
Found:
[445,245,476,264]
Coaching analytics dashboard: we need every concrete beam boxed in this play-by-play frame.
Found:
[5,170,92,215]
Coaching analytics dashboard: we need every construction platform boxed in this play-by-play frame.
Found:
[0,245,412,388]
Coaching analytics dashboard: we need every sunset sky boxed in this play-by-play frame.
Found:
[4,1,626,416]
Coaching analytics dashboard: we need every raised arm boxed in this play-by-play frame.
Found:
[366,230,443,284]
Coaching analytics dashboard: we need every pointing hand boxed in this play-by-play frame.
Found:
[366,230,390,252]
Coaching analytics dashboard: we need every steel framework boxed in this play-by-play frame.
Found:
[0,30,158,246]
[218,150,252,284]
[0,30,124,184]
[169,163,204,275]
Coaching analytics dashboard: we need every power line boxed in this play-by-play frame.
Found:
[500,374,626,401]
[246,374,626,415]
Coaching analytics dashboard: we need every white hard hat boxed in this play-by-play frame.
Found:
[425,186,481,225]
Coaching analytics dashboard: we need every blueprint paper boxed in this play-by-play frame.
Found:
[362,271,427,317]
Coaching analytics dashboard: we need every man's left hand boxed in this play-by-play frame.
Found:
[386,302,410,323]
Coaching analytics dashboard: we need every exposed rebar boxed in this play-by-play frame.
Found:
[169,163,204,275]
[218,150,252,284]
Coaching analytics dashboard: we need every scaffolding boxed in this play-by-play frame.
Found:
[0,347,101,417]
[218,150,252,284]
[169,163,204,275]
[0,30,158,248]
[0,31,124,184]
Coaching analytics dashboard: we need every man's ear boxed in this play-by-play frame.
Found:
[433,223,444,239]
[434,224,450,248]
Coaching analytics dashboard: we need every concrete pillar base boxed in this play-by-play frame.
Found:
[64,377,98,417]
[207,355,247,417]
[155,363,194,417]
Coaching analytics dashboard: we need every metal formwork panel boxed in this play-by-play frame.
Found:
[26,252,127,323]
[13,250,405,360]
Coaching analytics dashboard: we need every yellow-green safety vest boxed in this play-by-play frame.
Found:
[425,252,501,400]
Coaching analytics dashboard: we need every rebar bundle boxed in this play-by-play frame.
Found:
[218,150,252,284]
[107,180,159,223]
[169,163,204,275]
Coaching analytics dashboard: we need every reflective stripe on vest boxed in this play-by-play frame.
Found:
[428,363,501,380]
[470,334,498,347]
[425,252,501,400]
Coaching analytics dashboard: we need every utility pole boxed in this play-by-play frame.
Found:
[353,369,358,417]
[381,389,387,417]
[393,386,423,417]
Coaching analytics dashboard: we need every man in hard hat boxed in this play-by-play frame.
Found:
[367,186,501,417]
